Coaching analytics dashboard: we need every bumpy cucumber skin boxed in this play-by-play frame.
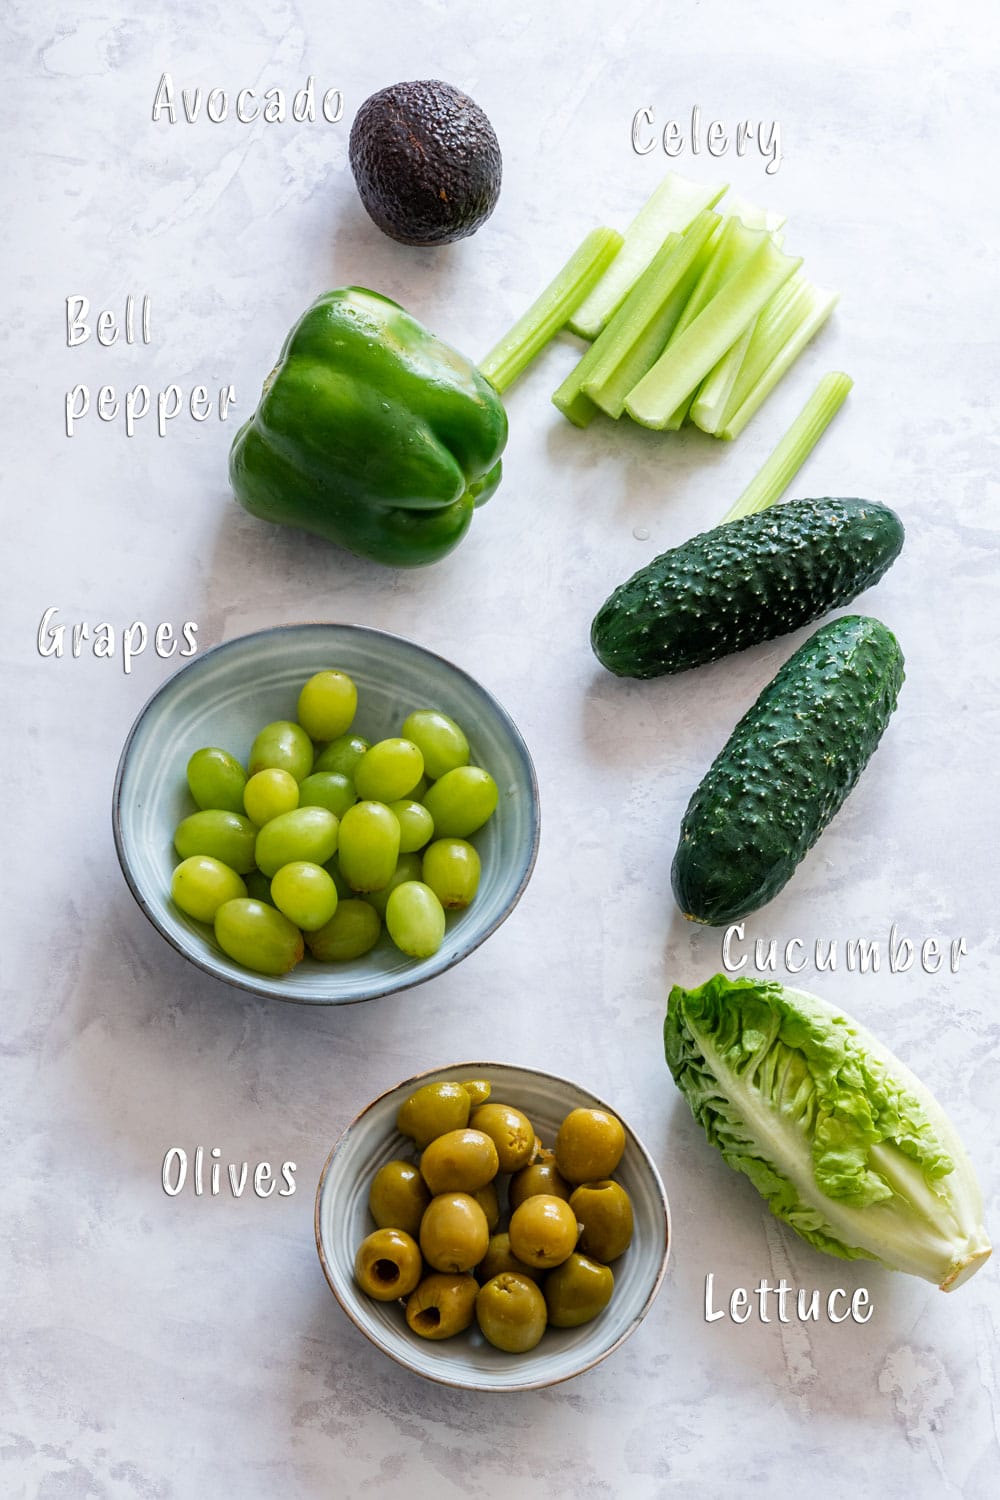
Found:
[591,498,904,678]
[672,615,904,925]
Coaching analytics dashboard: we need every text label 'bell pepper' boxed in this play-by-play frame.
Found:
[229,288,508,568]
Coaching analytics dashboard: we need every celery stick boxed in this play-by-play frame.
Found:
[552,317,620,424]
[721,373,853,521]
[586,260,701,418]
[479,227,623,394]
[689,319,756,433]
[624,238,802,429]
[724,273,815,406]
[567,173,727,339]
[720,284,839,440]
[618,216,761,431]
[719,194,786,233]
[689,253,811,437]
[577,211,719,418]
[690,266,810,436]
[553,218,710,423]
[554,385,601,428]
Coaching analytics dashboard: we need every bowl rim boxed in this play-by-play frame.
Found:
[112,622,541,1007]
[314,1059,672,1392]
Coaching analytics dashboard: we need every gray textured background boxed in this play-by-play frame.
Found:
[3,1,998,1495]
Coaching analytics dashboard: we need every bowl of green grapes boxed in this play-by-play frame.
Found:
[113,624,540,1004]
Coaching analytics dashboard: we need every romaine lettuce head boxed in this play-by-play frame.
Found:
[665,974,991,1289]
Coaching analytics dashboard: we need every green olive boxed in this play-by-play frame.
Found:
[419,1192,490,1273]
[544,1252,614,1328]
[461,1079,492,1108]
[555,1108,626,1184]
[420,1129,499,1196]
[472,1182,500,1232]
[368,1161,431,1237]
[354,1228,423,1302]
[405,1273,478,1340]
[509,1160,572,1211]
[476,1273,548,1353]
[396,1081,471,1149]
[507,1194,580,1269]
[470,1102,535,1173]
[476,1232,543,1285]
[570,1181,634,1262]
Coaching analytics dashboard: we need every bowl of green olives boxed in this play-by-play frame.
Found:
[314,1063,670,1391]
[113,624,539,1004]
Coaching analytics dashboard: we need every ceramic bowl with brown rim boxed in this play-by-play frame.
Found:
[315,1061,670,1391]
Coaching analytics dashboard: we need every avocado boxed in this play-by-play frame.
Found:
[349,79,502,246]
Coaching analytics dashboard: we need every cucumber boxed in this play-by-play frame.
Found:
[672,615,904,924]
[591,498,904,678]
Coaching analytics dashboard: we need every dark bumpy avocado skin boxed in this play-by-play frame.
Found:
[591,498,905,678]
[671,615,904,925]
[349,80,502,246]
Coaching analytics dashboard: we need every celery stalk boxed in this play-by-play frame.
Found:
[567,173,727,339]
[689,319,756,433]
[553,384,601,428]
[724,273,815,406]
[479,227,623,395]
[552,231,683,422]
[719,284,839,440]
[718,195,786,234]
[576,211,719,418]
[660,216,766,352]
[721,372,853,522]
[622,217,765,431]
[649,217,795,433]
[624,238,802,429]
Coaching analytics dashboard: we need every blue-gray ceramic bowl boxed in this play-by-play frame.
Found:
[113,624,539,1004]
[315,1062,671,1391]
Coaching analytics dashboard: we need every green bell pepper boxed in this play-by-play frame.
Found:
[229,287,508,567]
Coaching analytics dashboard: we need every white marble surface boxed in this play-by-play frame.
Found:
[3,0,999,1495]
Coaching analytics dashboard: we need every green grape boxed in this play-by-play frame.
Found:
[385,881,446,959]
[186,747,247,814]
[422,838,481,909]
[362,852,423,916]
[401,710,471,780]
[297,670,358,741]
[214,898,304,975]
[171,856,247,923]
[313,733,369,778]
[244,768,299,826]
[248,720,314,782]
[389,799,435,853]
[299,772,356,819]
[270,861,338,931]
[255,807,340,877]
[421,767,498,838]
[323,856,354,899]
[244,869,274,905]
[338,801,401,892]
[174,810,258,874]
[306,899,382,962]
[354,739,424,802]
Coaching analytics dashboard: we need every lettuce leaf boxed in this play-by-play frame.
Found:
[665,975,991,1289]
